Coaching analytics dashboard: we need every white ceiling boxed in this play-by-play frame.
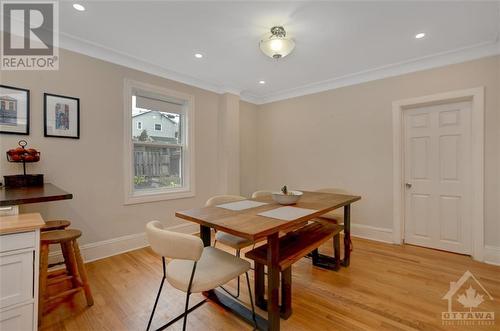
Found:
[59,1,500,104]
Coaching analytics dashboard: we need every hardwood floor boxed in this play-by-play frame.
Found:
[41,237,500,331]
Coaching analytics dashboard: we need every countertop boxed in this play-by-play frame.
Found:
[0,213,45,235]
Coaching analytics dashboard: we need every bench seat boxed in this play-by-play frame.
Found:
[245,221,344,271]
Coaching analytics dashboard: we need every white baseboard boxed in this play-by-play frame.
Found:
[48,222,198,265]
[48,221,497,267]
[350,223,394,244]
[484,245,500,266]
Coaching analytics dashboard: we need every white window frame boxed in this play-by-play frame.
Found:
[154,123,162,131]
[123,79,195,204]
[137,121,142,130]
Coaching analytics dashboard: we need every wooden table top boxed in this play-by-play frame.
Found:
[176,191,361,241]
[0,213,45,235]
[0,183,73,207]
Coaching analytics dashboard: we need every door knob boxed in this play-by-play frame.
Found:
[405,183,412,189]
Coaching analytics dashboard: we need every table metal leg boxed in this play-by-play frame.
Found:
[342,204,351,267]
[280,267,292,319]
[255,262,266,310]
[200,225,211,247]
[267,233,280,331]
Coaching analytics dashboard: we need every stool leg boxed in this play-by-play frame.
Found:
[63,241,82,289]
[73,240,94,306]
[38,243,49,326]
[60,243,71,276]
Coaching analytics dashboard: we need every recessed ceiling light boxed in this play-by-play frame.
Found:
[259,80,266,85]
[415,32,426,39]
[73,3,85,11]
[194,53,203,59]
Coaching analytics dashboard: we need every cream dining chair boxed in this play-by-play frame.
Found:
[205,195,253,298]
[251,190,273,199]
[145,221,256,331]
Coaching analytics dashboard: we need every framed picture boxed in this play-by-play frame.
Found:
[44,93,80,139]
[0,85,30,135]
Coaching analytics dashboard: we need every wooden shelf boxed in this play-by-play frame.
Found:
[0,183,73,207]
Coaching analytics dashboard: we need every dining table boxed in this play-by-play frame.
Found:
[175,191,361,331]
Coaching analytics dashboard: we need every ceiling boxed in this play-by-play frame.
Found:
[59,1,500,104]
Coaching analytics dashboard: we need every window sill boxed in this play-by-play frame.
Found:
[124,188,195,205]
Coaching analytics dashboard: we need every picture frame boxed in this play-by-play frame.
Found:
[44,93,80,139]
[0,85,30,135]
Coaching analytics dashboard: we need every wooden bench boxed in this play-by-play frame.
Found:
[245,220,343,319]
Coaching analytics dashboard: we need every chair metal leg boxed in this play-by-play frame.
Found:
[147,257,167,331]
[236,249,241,298]
[245,272,258,330]
[220,249,241,299]
[182,293,191,331]
[182,261,198,331]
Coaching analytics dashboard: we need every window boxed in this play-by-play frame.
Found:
[124,79,195,204]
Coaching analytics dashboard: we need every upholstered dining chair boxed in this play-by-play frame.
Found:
[145,221,256,331]
[205,195,253,298]
[251,190,273,199]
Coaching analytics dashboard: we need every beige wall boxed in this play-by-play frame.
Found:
[239,100,259,197]
[0,49,223,244]
[218,93,240,195]
[249,56,499,246]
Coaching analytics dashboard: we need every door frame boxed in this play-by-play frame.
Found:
[392,87,484,261]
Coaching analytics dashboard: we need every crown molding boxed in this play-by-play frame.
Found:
[239,92,262,104]
[248,40,500,105]
[59,32,231,95]
[60,32,499,106]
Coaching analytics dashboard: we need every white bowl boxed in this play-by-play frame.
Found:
[271,191,303,205]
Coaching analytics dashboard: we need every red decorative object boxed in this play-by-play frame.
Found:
[4,140,43,187]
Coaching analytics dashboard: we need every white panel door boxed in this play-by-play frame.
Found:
[403,101,472,254]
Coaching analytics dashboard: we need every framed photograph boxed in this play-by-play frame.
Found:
[0,85,30,135]
[44,93,80,139]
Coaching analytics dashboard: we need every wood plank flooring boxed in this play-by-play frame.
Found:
[41,237,500,331]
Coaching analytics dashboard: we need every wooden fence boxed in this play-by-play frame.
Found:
[134,150,163,176]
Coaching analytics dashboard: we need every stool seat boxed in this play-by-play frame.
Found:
[41,229,82,244]
[41,219,71,232]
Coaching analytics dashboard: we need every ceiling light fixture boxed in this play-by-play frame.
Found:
[73,3,85,11]
[259,80,266,85]
[194,53,203,59]
[259,26,295,59]
[415,32,426,39]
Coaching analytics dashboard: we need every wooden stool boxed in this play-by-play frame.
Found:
[41,219,71,232]
[39,229,93,325]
